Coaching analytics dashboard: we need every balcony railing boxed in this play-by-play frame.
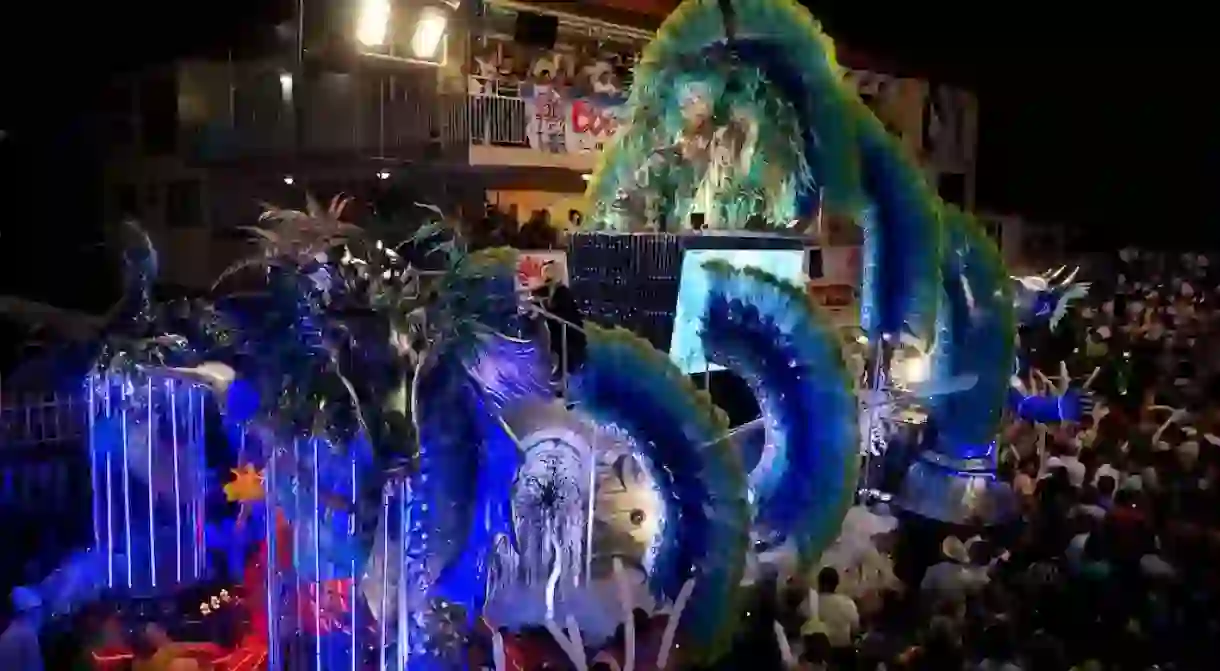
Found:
[467,82,531,147]
[465,76,622,167]
[106,63,619,165]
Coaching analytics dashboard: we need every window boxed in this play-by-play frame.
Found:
[138,71,179,155]
[983,220,1003,249]
[938,172,966,207]
[166,180,203,228]
[805,248,824,279]
[114,183,139,218]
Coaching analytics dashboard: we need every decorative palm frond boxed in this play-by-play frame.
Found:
[214,194,364,289]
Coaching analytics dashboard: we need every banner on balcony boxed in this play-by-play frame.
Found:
[524,87,623,155]
[517,250,570,291]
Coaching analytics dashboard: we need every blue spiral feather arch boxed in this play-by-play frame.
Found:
[699,261,859,570]
[855,105,944,343]
[412,247,552,603]
[926,206,1015,458]
[571,323,749,663]
[893,205,1019,522]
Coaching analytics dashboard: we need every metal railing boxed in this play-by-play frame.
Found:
[0,390,86,448]
[108,60,617,161]
[176,62,475,162]
[465,93,531,147]
[0,385,92,592]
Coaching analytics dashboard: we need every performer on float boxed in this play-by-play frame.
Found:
[1006,265,1093,423]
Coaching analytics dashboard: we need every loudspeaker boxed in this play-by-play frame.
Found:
[513,11,558,49]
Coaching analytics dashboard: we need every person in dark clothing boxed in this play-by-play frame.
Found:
[712,575,784,670]
[518,210,558,250]
[532,270,586,376]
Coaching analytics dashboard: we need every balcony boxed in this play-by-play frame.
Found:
[175,72,615,172]
[465,77,616,172]
[174,61,470,163]
[104,61,620,176]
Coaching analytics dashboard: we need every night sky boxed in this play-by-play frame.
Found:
[808,3,1216,243]
[0,0,1214,284]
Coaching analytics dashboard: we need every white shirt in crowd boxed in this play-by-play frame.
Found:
[593,78,620,95]
[1066,532,1090,570]
[804,591,859,648]
[976,660,1024,671]
[920,561,990,601]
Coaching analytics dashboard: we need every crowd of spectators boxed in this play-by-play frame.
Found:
[468,39,635,99]
[9,245,1220,670]
[464,202,571,251]
[461,248,1220,670]
[733,249,1220,670]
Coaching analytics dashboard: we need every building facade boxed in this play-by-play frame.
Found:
[101,0,979,288]
[976,212,1069,273]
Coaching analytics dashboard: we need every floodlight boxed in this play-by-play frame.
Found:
[410,6,448,59]
[357,0,391,47]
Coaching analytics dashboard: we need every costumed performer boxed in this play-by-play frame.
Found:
[0,587,45,671]
[129,623,224,671]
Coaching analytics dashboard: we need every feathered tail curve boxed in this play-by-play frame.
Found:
[700,261,859,570]
[571,324,748,664]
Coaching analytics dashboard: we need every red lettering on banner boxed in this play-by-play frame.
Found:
[571,99,616,137]
[518,256,558,289]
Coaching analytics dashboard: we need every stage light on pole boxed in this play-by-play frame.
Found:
[279,72,293,102]
[410,6,448,59]
[357,0,391,47]
[900,354,929,384]
[284,175,295,186]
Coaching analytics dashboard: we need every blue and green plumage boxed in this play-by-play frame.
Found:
[699,261,859,570]
[430,247,552,410]
[926,205,1015,455]
[856,102,944,343]
[411,247,551,605]
[571,323,747,663]
[588,0,861,229]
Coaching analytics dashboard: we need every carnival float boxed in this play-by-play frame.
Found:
[4,0,1092,669]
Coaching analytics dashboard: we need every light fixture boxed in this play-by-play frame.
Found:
[899,354,930,384]
[357,0,391,47]
[581,173,593,182]
[278,72,293,101]
[376,169,391,180]
[410,6,448,59]
[283,175,295,186]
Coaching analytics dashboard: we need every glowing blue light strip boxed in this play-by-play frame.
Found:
[169,378,182,584]
[350,452,358,671]
[119,379,133,589]
[585,446,596,585]
[194,391,206,578]
[398,478,407,671]
[290,436,301,669]
[87,376,104,582]
[312,437,322,670]
[265,433,281,671]
[146,377,157,589]
[379,484,389,671]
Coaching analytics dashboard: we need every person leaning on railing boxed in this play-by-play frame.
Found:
[531,268,585,378]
